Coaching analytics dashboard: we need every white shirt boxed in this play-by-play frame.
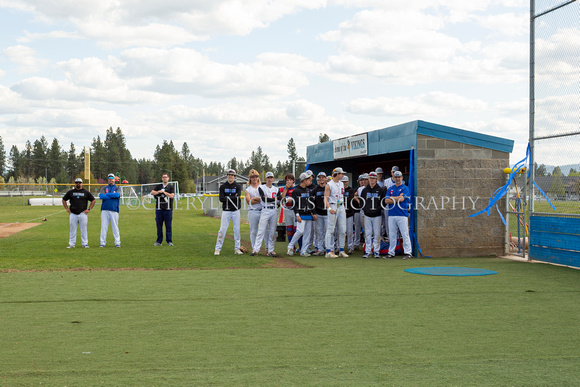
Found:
[327,180,344,205]
[245,185,262,210]
[258,184,278,209]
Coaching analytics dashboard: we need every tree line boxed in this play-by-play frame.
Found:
[0,129,331,192]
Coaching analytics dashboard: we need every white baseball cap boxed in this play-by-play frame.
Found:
[341,175,349,182]
[299,172,309,180]
[265,171,274,178]
[375,167,384,174]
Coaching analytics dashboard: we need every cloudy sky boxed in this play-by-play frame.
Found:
[0,0,536,165]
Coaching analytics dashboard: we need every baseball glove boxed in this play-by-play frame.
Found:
[239,246,248,253]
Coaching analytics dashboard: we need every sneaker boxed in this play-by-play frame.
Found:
[66,245,75,249]
[347,249,354,255]
[167,242,174,246]
[214,250,220,256]
[386,254,395,258]
[250,251,258,256]
[82,245,89,249]
[287,249,294,256]
[313,250,324,256]
[99,245,105,248]
[362,253,369,259]
[115,245,121,248]
[374,253,380,259]
[153,242,162,246]
[267,252,277,257]
[300,252,311,257]
[234,249,243,255]
[403,254,412,260]
[338,251,349,258]
[325,252,338,259]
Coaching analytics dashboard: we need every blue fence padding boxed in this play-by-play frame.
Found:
[529,215,580,268]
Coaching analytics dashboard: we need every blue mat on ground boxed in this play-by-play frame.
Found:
[405,267,498,276]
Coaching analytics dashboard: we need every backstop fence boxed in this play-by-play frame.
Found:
[529,0,580,267]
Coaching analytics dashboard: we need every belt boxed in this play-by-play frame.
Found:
[249,208,262,211]
[263,206,276,209]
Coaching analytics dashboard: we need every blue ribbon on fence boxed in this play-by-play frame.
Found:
[409,147,432,258]
[469,143,557,224]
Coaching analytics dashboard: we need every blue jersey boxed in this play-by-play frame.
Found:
[99,184,120,213]
[386,184,409,217]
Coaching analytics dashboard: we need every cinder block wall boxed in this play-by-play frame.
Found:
[416,134,509,257]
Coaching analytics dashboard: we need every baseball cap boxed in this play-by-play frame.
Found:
[226,169,236,175]
[332,167,345,175]
[393,171,403,177]
[305,170,313,177]
[107,173,115,179]
[299,172,309,181]
[375,167,384,174]
[391,166,400,172]
[75,178,83,183]
[358,174,364,181]
[368,172,378,178]
[317,171,327,177]
[265,171,274,178]
[362,173,369,179]
[341,175,349,182]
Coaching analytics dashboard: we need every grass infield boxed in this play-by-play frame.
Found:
[1,201,579,385]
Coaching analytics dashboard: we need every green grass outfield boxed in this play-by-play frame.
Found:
[1,200,579,385]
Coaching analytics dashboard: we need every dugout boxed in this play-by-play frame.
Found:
[306,120,514,258]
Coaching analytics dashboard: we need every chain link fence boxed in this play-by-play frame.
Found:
[531,0,580,216]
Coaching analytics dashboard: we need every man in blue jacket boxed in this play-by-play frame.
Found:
[99,173,121,248]
[384,171,412,259]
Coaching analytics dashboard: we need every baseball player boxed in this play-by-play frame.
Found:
[383,166,405,238]
[343,175,356,254]
[251,171,280,257]
[324,167,348,258]
[311,171,328,256]
[358,171,385,258]
[215,169,243,255]
[384,170,412,259]
[376,167,385,187]
[99,173,121,248]
[278,174,296,247]
[287,172,317,257]
[62,178,95,248]
[245,169,262,248]
[151,172,175,246]
[352,174,366,250]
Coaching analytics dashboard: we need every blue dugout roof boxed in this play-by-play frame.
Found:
[307,120,514,164]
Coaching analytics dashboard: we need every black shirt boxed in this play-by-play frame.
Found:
[153,183,175,210]
[360,184,385,218]
[63,188,95,215]
[311,184,327,216]
[219,181,242,211]
[291,185,315,217]
[344,186,356,218]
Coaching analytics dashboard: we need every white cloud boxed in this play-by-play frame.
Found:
[120,47,309,97]
[17,30,80,43]
[4,0,328,48]
[477,12,528,37]
[348,92,488,117]
[11,76,169,105]
[320,5,528,84]
[0,85,30,114]
[5,107,123,128]
[3,45,49,73]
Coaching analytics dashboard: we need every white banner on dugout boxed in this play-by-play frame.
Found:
[333,133,368,159]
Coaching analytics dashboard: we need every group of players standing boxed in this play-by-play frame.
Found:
[215,166,413,259]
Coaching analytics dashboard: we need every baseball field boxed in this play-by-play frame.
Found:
[1,198,579,385]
